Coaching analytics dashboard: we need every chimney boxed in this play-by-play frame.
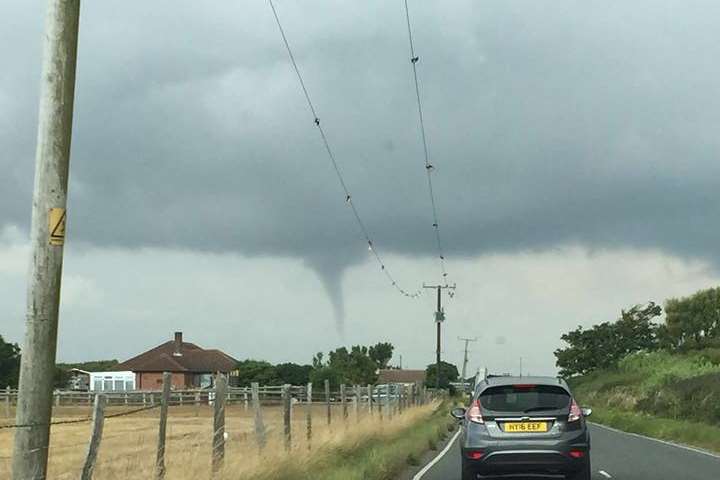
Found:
[173,331,183,357]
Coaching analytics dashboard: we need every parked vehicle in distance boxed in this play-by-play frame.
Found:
[451,375,592,480]
[371,383,400,403]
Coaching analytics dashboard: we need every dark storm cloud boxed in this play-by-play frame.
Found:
[3,0,720,269]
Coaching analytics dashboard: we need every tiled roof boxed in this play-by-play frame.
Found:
[115,340,238,373]
[377,369,426,384]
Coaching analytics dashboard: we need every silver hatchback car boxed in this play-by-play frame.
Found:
[451,375,592,480]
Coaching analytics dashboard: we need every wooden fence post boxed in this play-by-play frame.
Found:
[251,382,266,449]
[367,384,372,417]
[282,384,291,451]
[324,380,331,426]
[353,385,359,422]
[155,372,172,480]
[340,384,347,422]
[398,384,404,414]
[4,386,10,418]
[80,394,106,480]
[305,382,312,450]
[243,391,249,411]
[212,375,227,476]
[386,385,392,421]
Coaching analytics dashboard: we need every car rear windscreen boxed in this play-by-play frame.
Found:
[479,385,570,413]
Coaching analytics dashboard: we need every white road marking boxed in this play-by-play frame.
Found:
[598,470,612,478]
[413,429,462,480]
[590,422,720,460]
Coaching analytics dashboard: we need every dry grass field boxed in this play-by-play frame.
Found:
[0,401,438,479]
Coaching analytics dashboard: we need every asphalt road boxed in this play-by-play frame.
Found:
[416,423,720,479]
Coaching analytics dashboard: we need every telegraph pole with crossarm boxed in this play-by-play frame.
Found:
[458,336,478,389]
[423,283,456,390]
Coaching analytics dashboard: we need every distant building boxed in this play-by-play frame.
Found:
[67,368,90,391]
[376,369,426,385]
[89,371,135,392]
[114,332,238,390]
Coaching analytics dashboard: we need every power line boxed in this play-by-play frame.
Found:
[403,0,450,285]
[268,0,421,298]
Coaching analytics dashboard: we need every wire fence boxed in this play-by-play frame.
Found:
[0,379,439,479]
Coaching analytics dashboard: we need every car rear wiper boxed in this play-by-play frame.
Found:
[523,406,561,413]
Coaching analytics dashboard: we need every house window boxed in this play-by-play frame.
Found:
[103,379,113,391]
[125,380,134,391]
[93,379,102,391]
[114,380,124,391]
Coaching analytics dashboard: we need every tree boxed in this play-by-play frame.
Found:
[425,361,459,389]
[664,287,720,350]
[56,360,119,372]
[234,359,280,386]
[554,302,662,377]
[275,362,313,385]
[369,342,394,369]
[309,366,345,388]
[309,343,391,388]
[0,335,20,388]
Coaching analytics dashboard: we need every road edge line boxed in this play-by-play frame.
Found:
[412,429,461,480]
[589,422,720,460]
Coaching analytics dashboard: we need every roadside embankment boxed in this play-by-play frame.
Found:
[570,349,720,453]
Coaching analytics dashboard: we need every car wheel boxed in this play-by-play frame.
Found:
[566,458,591,480]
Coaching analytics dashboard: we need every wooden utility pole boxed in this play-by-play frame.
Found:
[423,283,456,390]
[458,336,478,390]
[13,2,80,479]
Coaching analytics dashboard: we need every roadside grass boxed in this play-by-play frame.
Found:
[243,402,456,480]
[590,407,720,454]
[0,402,453,479]
[569,348,720,455]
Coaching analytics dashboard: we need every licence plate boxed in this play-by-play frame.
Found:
[503,422,548,433]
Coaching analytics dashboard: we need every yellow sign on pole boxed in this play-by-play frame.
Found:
[49,208,66,246]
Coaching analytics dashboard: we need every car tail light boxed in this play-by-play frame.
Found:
[466,450,485,460]
[568,398,582,422]
[569,450,585,459]
[466,399,484,424]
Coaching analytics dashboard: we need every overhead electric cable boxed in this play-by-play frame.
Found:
[403,0,450,285]
[268,0,421,298]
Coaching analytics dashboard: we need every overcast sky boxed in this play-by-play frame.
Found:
[2,0,720,375]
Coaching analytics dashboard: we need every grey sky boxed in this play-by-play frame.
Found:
[2,1,720,373]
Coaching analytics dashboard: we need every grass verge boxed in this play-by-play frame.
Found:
[244,402,456,480]
[589,407,720,454]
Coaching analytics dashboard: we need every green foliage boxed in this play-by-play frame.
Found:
[309,365,345,388]
[243,403,454,480]
[664,287,720,350]
[0,335,20,388]
[234,359,281,386]
[571,349,720,429]
[368,342,394,369]
[425,361,459,389]
[53,367,72,389]
[275,362,312,385]
[56,359,119,372]
[555,302,662,377]
[310,344,385,388]
[588,407,720,454]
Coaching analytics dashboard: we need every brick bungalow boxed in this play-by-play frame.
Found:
[115,332,238,390]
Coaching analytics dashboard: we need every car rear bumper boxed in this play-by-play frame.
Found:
[462,448,589,477]
[461,427,590,477]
